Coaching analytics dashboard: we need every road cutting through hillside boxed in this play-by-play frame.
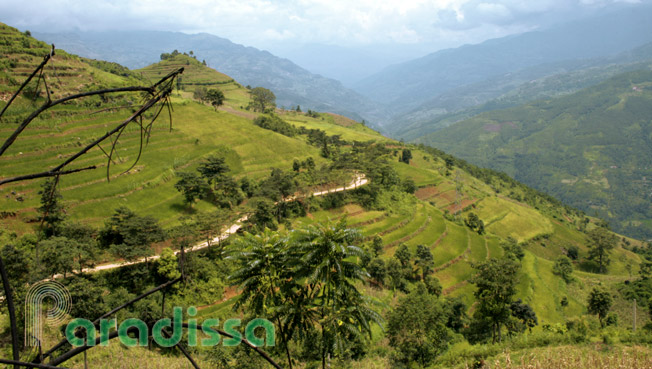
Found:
[77,174,369,274]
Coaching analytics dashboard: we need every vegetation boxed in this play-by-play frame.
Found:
[1,23,651,369]
[422,69,652,240]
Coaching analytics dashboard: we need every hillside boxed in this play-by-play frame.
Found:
[421,68,652,240]
[354,5,652,122]
[1,23,651,369]
[32,29,389,126]
[391,43,652,140]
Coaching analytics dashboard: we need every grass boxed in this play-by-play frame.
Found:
[474,196,553,242]
[381,204,428,246]
[517,251,584,325]
[470,344,652,369]
[433,221,468,267]
[0,98,325,227]
[404,207,447,248]
[282,111,387,143]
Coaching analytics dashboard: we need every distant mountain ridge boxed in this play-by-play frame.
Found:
[392,41,652,140]
[421,68,652,240]
[33,29,388,126]
[354,5,652,126]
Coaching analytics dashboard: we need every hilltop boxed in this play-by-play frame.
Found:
[32,29,388,126]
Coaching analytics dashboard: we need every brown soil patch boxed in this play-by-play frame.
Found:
[415,186,439,200]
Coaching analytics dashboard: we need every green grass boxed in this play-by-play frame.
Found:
[433,221,468,267]
[404,207,447,248]
[474,196,553,242]
[382,204,428,246]
[0,100,324,227]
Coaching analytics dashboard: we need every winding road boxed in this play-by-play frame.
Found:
[78,174,369,274]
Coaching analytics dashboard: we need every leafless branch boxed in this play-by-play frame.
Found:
[0,166,97,186]
[0,44,54,119]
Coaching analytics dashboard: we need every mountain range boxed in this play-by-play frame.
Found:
[33,29,389,126]
[353,5,652,128]
[420,68,652,240]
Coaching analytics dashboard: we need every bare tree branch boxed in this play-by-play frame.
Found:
[0,256,20,369]
[0,44,54,120]
[0,358,67,369]
[39,276,183,362]
[0,166,97,186]
[0,86,155,157]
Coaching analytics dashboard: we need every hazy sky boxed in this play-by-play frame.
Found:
[1,0,648,52]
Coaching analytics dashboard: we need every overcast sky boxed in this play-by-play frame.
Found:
[1,0,648,52]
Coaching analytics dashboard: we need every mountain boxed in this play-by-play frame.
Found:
[268,42,430,87]
[354,5,652,124]
[2,22,651,369]
[31,29,388,126]
[392,42,652,140]
[421,68,652,240]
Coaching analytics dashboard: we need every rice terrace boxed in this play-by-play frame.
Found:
[2,2,652,368]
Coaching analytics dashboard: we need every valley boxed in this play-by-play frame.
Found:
[1,7,652,368]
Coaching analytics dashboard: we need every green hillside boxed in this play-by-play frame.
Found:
[421,68,652,240]
[2,23,652,369]
[0,25,384,231]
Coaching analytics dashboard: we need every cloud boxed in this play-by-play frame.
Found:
[1,0,650,49]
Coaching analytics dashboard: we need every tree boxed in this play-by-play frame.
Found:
[424,275,442,297]
[470,258,520,343]
[39,237,78,278]
[230,222,381,369]
[248,198,277,231]
[206,88,225,110]
[553,256,574,283]
[98,207,165,262]
[399,149,412,164]
[587,286,612,327]
[197,155,230,186]
[402,178,417,194]
[465,212,485,235]
[415,244,434,280]
[174,171,209,204]
[294,220,380,369]
[387,286,451,367]
[501,237,525,261]
[193,86,208,102]
[250,87,276,112]
[386,258,408,296]
[587,227,617,273]
[371,235,383,257]
[567,245,579,260]
[509,299,538,333]
[60,222,99,272]
[38,178,65,237]
[395,244,412,268]
[367,258,386,287]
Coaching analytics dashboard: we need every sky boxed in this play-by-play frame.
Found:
[1,0,648,56]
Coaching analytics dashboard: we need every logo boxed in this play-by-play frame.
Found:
[25,282,275,347]
[25,280,72,347]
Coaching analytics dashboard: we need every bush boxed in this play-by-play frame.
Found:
[253,114,297,137]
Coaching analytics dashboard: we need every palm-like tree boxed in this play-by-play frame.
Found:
[229,221,383,369]
[293,219,382,368]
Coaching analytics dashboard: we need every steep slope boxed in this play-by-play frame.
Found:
[392,43,652,140]
[0,24,386,231]
[354,5,652,120]
[2,23,649,368]
[32,29,388,126]
[422,68,652,240]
